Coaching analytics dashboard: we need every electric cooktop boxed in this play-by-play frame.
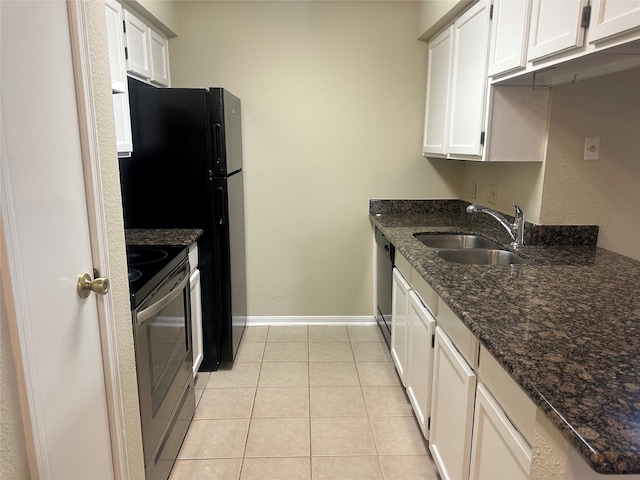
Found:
[126,245,188,309]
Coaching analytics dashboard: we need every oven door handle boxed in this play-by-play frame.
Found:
[137,272,189,326]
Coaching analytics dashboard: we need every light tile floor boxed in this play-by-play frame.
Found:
[170,325,440,480]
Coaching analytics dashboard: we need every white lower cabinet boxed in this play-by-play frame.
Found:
[381,246,536,480]
[469,383,532,480]
[429,326,477,480]
[405,290,436,439]
[189,244,203,377]
[391,267,410,385]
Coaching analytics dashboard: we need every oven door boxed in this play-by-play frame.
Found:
[133,258,193,468]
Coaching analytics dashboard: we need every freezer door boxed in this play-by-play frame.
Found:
[120,83,212,229]
[210,88,243,176]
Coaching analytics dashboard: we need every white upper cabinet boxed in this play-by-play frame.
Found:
[123,7,170,87]
[588,0,640,43]
[527,0,588,61]
[423,26,453,156]
[105,0,132,157]
[124,9,152,79]
[448,0,490,156]
[105,0,127,93]
[423,0,490,159]
[150,29,170,86]
[487,0,640,86]
[488,0,532,76]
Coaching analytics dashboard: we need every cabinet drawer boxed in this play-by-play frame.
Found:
[395,252,412,283]
[436,298,478,369]
[410,268,438,315]
[478,346,536,446]
[395,252,438,315]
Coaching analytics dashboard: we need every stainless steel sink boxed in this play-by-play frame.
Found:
[435,249,528,265]
[414,233,503,250]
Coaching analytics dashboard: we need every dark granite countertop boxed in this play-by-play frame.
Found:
[370,200,640,475]
[125,228,203,247]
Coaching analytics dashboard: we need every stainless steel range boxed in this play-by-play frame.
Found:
[127,245,195,480]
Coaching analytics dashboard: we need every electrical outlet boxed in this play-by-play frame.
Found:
[471,180,477,199]
[487,184,497,205]
[584,136,600,161]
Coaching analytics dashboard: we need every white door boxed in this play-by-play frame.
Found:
[390,268,410,385]
[423,25,453,156]
[405,291,436,440]
[1,1,114,478]
[469,384,532,480]
[447,0,490,156]
[124,8,152,79]
[588,0,640,44]
[150,29,171,87]
[527,0,588,61]
[105,0,127,93]
[487,0,532,76]
[429,327,477,480]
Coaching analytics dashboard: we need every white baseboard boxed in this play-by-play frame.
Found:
[246,316,376,326]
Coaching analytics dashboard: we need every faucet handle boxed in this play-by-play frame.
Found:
[512,203,524,219]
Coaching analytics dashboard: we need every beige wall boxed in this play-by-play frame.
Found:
[0,277,30,479]
[169,1,463,317]
[540,68,640,260]
[461,161,546,223]
[125,0,179,36]
[417,0,473,39]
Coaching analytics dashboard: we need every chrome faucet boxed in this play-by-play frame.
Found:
[466,203,525,247]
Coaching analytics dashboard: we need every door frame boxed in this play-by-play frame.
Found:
[0,1,129,477]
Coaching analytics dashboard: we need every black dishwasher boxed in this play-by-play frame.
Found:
[375,227,394,348]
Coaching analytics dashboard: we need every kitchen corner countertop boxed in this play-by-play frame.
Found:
[370,206,640,474]
[125,228,203,247]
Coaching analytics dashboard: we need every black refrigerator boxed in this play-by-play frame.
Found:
[119,78,246,371]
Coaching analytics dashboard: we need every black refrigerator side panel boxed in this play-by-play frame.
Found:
[213,172,247,363]
[210,88,243,176]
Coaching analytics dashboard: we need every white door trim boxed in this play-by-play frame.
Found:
[66,1,129,478]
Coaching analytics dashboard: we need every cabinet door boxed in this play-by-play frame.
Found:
[488,0,532,76]
[423,25,453,156]
[430,327,477,480]
[124,9,152,79]
[104,0,127,93]
[112,92,133,157]
[391,268,410,386]
[527,0,588,61]
[406,291,436,440]
[447,0,490,156]
[588,0,640,43]
[469,384,531,480]
[150,29,170,87]
[190,268,203,377]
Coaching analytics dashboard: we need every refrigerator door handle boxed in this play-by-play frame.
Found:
[216,187,226,226]
[214,124,222,164]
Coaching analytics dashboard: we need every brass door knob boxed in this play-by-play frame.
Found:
[77,273,110,298]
